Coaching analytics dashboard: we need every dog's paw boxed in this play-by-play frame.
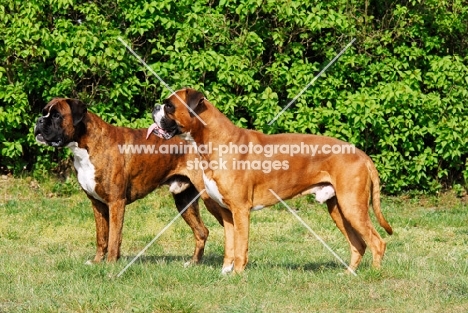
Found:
[184,260,194,268]
[85,260,94,266]
[221,262,234,275]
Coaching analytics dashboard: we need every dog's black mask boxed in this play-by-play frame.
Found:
[34,98,87,147]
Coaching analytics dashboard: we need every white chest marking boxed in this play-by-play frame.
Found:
[67,142,106,203]
[178,131,194,142]
[202,173,227,208]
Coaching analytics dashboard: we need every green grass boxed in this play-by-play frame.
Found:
[1,176,467,312]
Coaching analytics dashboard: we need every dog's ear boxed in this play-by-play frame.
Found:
[185,89,206,115]
[65,99,87,126]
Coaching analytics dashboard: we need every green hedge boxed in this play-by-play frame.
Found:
[1,0,467,193]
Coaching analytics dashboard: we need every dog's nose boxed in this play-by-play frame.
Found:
[38,117,44,124]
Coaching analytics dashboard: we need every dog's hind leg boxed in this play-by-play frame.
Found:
[326,197,367,272]
[336,194,387,270]
[173,185,209,265]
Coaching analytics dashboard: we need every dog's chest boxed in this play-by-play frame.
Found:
[203,173,228,208]
[67,142,106,203]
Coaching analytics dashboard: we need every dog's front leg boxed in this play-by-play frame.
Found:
[219,207,235,274]
[107,199,126,262]
[232,208,251,273]
[89,198,109,263]
[172,185,209,266]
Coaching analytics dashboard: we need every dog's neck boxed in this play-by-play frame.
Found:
[72,112,105,148]
[190,100,241,147]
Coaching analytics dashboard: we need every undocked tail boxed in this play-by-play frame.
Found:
[367,159,393,235]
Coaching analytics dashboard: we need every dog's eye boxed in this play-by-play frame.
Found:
[52,112,61,119]
[165,102,173,109]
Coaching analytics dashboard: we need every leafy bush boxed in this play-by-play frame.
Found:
[0,0,467,193]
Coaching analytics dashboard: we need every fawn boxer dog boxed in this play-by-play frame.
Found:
[34,98,224,265]
[148,88,393,274]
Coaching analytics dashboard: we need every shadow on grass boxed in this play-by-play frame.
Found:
[249,260,344,272]
[283,261,343,272]
[121,253,343,273]
[120,253,225,266]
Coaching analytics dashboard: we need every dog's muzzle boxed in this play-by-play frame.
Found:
[34,117,64,147]
[146,123,178,140]
[146,105,179,140]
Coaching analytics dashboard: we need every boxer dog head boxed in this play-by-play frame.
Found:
[147,88,205,140]
[34,98,87,147]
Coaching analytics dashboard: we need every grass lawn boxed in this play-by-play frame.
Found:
[0,175,467,312]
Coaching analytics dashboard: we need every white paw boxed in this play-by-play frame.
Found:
[85,260,94,266]
[221,262,234,275]
[184,260,193,268]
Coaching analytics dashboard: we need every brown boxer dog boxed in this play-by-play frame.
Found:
[148,88,393,274]
[34,98,224,265]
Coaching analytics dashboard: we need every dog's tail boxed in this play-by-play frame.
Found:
[367,159,393,235]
